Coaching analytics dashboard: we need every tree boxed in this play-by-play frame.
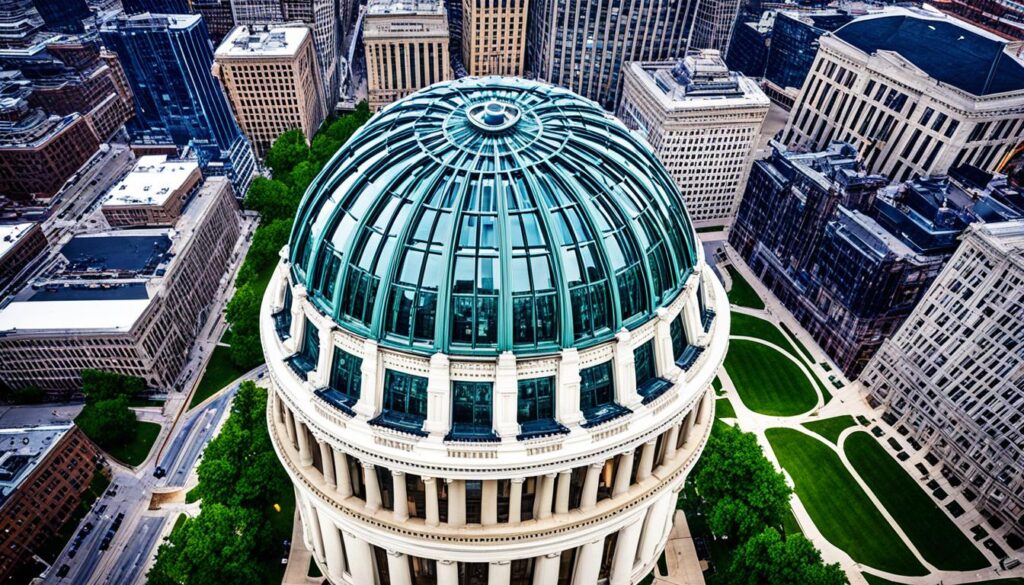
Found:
[309,133,341,167]
[81,369,145,401]
[225,284,261,337]
[228,331,263,370]
[75,396,136,446]
[244,218,292,274]
[727,527,847,585]
[148,504,272,585]
[243,177,299,223]
[694,423,791,540]
[287,159,321,196]
[264,129,309,179]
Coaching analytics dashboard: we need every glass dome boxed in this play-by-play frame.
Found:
[289,77,699,356]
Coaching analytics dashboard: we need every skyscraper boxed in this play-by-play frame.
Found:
[526,0,694,110]
[120,0,191,13]
[101,13,254,194]
[688,0,742,55]
[618,51,770,226]
[461,0,528,76]
[262,77,727,585]
[0,0,42,45]
[861,220,1024,533]
[31,0,90,33]
[781,7,1024,182]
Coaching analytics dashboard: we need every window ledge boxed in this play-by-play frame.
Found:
[638,377,673,405]
[581,403,631,428]
[517,419,570,441]
[368,411,428,437]
[676,345,705,371]
[313,388,357,417]
[445,425,500,443]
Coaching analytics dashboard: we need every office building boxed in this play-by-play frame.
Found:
[215,24,326,158]
[363,0,451,111]
[0,222,45,291]
[618,51,770,226]
[230,0,285,23]
[762,10,852,107]
[0,82,101,201]
[461,0,528,76]
[526,0,694,110]
[0,176,241,395]
[861,221,1024,532]
[0,0,42,46]
[782,7,1024,181]
[264,77,727,585]
[120,0,191,13]
[730,142,1024,376]
[726,12,772,80]
[0,424,100,581]
[100,155,202,227]
[101,13,254,195]
[932,0,1024,41]
[31,0,90,34]
[193,0,237,44]
[688,0,742,55]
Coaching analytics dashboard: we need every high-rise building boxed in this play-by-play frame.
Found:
[781,7,1024,182]
[725,11,772,80]
[861,220,1024,532]
[214,24,327,157]
[100,155,202,227]
[618,51,770,226]
[526,0,694,110]
[101,13,254,195]
[729,142,1024,376]
[0,222,46,292]
[193,0,237,44]
[461,0,528,76]
[263,77,727,585]
[231,0,343,108]
[31,0,90,34]
[0,424,100,581]
[120,0,191,14]
[932,0,1024,41]
[0,176,241,395]
[363,0,451,111]
[688,0,742,55]
[0,0,41,46]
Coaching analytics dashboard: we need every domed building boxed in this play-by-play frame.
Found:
[262,77,729,585]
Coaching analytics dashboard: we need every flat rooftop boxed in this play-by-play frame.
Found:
[216,24,309,58]
[0,222,37,260]
[834,7,1024,96]
[0,177,228,335]
[101,155,199,208]
[632,56,769,111]
[367,0,444,16]
[0,424,72,504]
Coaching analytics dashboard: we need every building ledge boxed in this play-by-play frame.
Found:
[581,403,632,428]
[368,411,428,437]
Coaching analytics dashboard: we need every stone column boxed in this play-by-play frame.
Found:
[572,540,604,585]
[317,507,345,581]
[362,462,382,512]
[681,278,704,347]
[271,391,282,425]
[424,476,440,527]
[447,479,466,526]
[581,462,603,511]
[296,421,313,467]
[554,470,572,515]
[284,407,297,447]
[334,449,353,497]
[286,285,307,353]
[272,266,288,309]
[654,307,681,379]
[482,479,498,525]
[680,410,695,447]
[354,339,379,417]
[694,391,708,425]
[315,324,333,387]
[438,559,459,585]
[319,441,336,487]
[637,440,657,482]
[488,560,511,585]
[342,531,375,585]
[386,550,413,585]
[392,470,408,521]
[637,492,672,563]
[537,473,556,520]
[493,352,520,438]
[305,501,325,563]
[508,478,523,524]
[424,352,451,436]
[662,424,680,465]
[557,348,583,426]
[613,328,642,409]
[532,552,561,585]
[610,516,645,585]
[612,451,634,497]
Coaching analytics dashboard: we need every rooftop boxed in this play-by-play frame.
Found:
[833,7,1024,96]
[366,0,444,15]
[0,424,72,505]
[215,24,309,58]
[101,155,199,208]
[0,177,229,334]
[0,222,37,259]
[633,51,770,110]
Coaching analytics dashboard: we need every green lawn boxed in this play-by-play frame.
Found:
[712,376,723,395]
[715,398,736,419]
[779,321,816,363]
[844,432,990,571]
[802,416,857,444]
[730,312,799,356]
[111,420,161,466]
[782,507,802,536]
[765,428,927,576]
[724,340,818,416]
[725,265,765,310]
[189,346,248,410]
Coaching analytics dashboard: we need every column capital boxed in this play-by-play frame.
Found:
[391,469,405,478]
[544,472,557,479]
[510,477,525,484]
[645,438,657,446]
[544,552,561,559]
[361,461,375,470]
[491,560,510,566]
[386,549,404,557]
[439,559,455,566]
[422,476,435,484]
[590,461,605,470]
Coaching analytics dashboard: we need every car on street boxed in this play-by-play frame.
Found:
[56,564,70,578]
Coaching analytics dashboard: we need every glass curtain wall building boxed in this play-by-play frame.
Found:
[262,78,730,585]
[100,13,254,195]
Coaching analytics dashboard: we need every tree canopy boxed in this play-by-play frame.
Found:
[81,369,145,401]
[727,527,848,585]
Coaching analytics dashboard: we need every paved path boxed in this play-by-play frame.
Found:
[713,245,1024,585]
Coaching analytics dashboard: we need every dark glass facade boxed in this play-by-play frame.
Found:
[32,0,90,33]
[374,370,429,434]
[121,0,191,14]
[765,12,852,90]
[726,19,769,78]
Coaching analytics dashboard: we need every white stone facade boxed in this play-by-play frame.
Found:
[261,248,729,585]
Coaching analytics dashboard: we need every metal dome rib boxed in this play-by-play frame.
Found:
[289,77,699,356]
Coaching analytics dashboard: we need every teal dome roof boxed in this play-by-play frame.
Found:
[289,77,699,356]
